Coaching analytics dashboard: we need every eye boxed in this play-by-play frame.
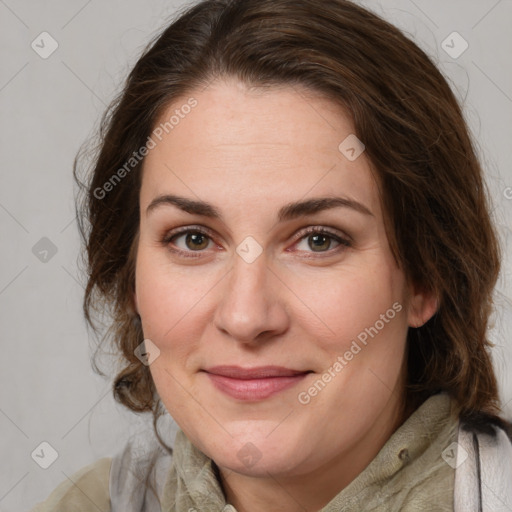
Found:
[177,231,211,251]
[292,227,351,254]
[162,227,215,255]
[161,225,351,259]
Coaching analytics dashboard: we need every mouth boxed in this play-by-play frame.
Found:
[202,366,313,401]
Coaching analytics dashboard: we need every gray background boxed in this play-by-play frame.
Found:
[0,0,511,510]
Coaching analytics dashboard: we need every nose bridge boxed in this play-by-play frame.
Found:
[214,249,287,342]
[231,251,269,301]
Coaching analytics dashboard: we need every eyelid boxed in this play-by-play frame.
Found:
[162,224,215,243]
[290,225,352,244]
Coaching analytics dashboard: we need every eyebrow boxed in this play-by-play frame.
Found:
[146,194,373,221]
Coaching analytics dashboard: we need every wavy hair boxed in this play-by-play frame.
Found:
[75,0,509,442]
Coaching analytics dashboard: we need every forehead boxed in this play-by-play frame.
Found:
[140,78,380,215]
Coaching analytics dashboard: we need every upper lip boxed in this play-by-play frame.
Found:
[203,365,311,379]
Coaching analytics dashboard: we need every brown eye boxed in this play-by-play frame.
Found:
[308,233,333,252]
[185,232,209,250]
[164,229,214,253]
[293,227,351,255]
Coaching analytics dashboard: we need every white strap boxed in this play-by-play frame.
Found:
[455,422,512,512]
[454,425,481,511]
[479,427,512,511]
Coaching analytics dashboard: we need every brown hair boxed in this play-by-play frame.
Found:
[75,0,508,438]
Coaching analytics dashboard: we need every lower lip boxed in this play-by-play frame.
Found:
[205,373,309,401]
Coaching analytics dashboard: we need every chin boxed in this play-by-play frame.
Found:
[201,429,310,477]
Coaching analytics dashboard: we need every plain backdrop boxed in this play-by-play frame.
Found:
[0,0,511,510]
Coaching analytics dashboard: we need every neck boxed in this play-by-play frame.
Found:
[217,390,409,512]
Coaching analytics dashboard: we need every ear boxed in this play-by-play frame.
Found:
[406,282,438,328]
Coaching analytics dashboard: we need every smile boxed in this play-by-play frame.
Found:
[202,366,312,401]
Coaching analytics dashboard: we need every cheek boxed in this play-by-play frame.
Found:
[291,265,408,424]
[134,249,218,359]
[286,259,406,351]
[134,255,209,418]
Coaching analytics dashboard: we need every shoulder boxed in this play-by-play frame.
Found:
[455,415,512,511]
[30,431,174,512]
[30,457,112,512]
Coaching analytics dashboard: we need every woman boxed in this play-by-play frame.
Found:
[31,0,512,510]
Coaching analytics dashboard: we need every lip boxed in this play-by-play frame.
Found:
[202,366,311,401]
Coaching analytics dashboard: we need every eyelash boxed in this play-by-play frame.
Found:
[161,225,352,259]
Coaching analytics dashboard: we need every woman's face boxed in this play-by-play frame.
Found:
[134,79,435,480]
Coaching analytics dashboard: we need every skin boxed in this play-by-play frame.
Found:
[134,78,437,512]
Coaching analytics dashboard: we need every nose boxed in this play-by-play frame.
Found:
[213,250,290,344]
